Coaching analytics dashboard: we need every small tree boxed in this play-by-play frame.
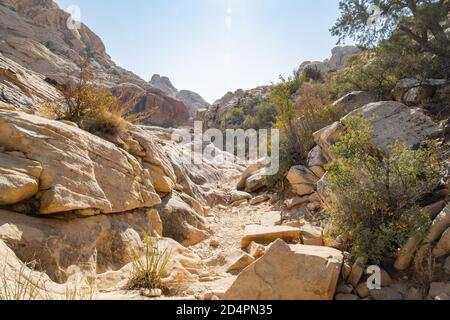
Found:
[331,0,450,54]
[325,116,441,263]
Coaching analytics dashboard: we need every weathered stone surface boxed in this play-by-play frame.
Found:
[226,253,255,274]
[224,240,343,300]
[316,173,330,202]
[229,190,252,203]
[335,293,359,300]
[287,165,319,185]
[348,257,367,287]
[392,78,449,106]
[370,287,403,300]
[150,74,210,119]
[237,162,265,191]
[0,110,161,214]
[0,1,190,127]
[156,193,210,247]
[316,102,441,161]
[285,196,309,210]
[291,183,316,197]
[250,195,270,205]
[425,204,450,243]
[300,224,324,246]
[356,283,370,298]
[444,256,450,275]
[333,91,377,114]
[0,152,42,205]
[247,241,266,258]
[245,169,267,193]
[307,145,327,168]
[313,122,343,162]
[433,228,450,258]
[298,46,361,74]
[309,166,325,178]
[0,208,162,283]
[241,225,301,249]
[0,239,65,299]
[428,282,450,299]
[344,101,441,155]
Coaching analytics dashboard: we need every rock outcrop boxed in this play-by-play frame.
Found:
[0,110,161,214]
[199,86,271,129]
[150,74,210,120]
[224,240,343,300]
[298,46,361,74]
[314,101,442,161]
[0,0,190,127]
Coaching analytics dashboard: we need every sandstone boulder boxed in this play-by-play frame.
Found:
[306,145,327,168]
[285,196,309,210]
[226,253,255,274]
[156,193,210,247]
[392,78,449,106]
[433,228,450,258]
[315,102,441,161]
[333,91,377,114]
[0,208,162,283]
[0,110,161,214]
[0,152,42,205]
[241,225,301,249]
[224,240,343,300]
[300,224,324,246]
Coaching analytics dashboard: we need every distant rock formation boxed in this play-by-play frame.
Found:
[150,74,210,119]
[298,46,361,74]
[198,86,271,129]
[0,0,189,127]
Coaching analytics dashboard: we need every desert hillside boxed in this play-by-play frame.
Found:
[0,0,449,301]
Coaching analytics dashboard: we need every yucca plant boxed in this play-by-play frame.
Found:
[128,234,172,290]
[0,262,46,300]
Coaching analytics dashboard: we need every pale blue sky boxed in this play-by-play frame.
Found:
[55,0,347,102]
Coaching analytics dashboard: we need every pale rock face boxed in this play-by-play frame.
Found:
[433,228,450,258]
[298,46,361,74]
[0,53,63,109]
[299,224,324,246]
[307,145,327,168]
[0,208,163,283]
[428,282,450,300]
[344,101,442,155]
[0,1,190,127]
[332,91,377,114]
[0,152,42,205]
[0,239,66,299]
[0,110,161,214]
[226,253,255,274]
[396,205,450,271]
[240,225,301,249]
[224,240,343,300]
[156,192,210,247]
[149,74,210,119]
[201,86,271,129]
[315,101,441,161]
[392,78,449,106]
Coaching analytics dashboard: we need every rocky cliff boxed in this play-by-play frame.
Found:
[0,0,190,127]
[298,46,361,74]
[150,74,210,120]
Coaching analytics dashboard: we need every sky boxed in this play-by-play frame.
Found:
[54,0,347,103]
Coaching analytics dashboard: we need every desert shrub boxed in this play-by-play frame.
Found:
[267,78,346,187]
[299,66,323,82]
[253,101,277,129]
[38,58,136,135]
[128,234,172,290]
[225,107,245,128]
[324,117,441,263]
[0,261,45,300]
[332,44,423,100]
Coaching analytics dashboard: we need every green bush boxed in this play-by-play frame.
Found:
[128,234,172,290]
[324,117,440,263]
